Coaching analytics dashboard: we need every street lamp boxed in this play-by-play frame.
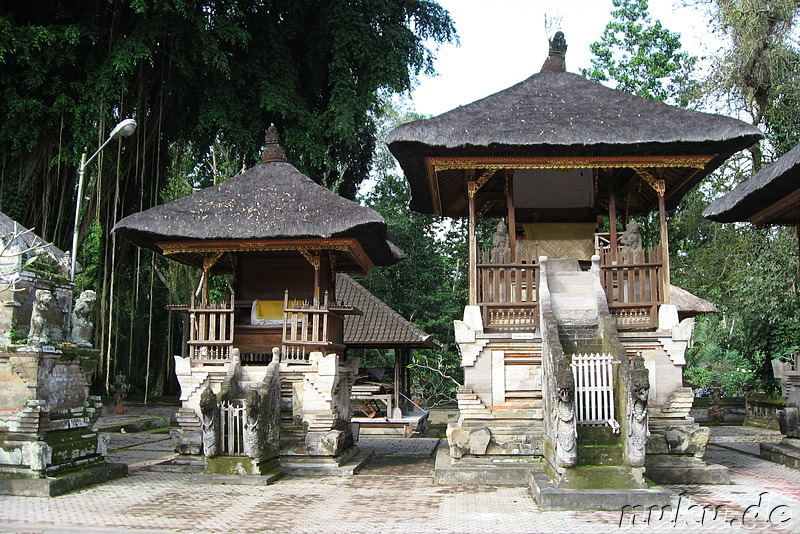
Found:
[70,118,137,281]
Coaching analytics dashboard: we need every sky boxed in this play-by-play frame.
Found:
[408,0,722,117]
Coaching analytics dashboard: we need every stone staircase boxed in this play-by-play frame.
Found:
[532,257,671,510]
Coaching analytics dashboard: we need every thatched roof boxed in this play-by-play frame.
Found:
[337,274,437,348]
[671,285,718,319]
[704,141,800,225]
[0,212,69,262]
[388,68,762,217]
[114,129,403,269]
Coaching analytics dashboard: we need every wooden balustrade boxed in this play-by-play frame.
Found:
[477,248,539,331]
[473,235,665,332]
[282,290,345,362]
[599,245,663,329]
[189,291,235,362]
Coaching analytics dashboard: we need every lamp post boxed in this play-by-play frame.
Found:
[70,118,137,282]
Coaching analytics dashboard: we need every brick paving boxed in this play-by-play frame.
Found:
[0,424,798,533]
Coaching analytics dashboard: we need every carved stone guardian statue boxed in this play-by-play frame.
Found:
[626,358,650,466]
[200,387,219,457]
[27,289,52,348]
[70,290,96,347]
[244,389,263,459]
[619,221,643,262]
[553,384,577,468]
[491,221,511,263]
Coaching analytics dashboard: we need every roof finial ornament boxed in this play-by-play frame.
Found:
[261,123,287,163]
[541,31,567,73]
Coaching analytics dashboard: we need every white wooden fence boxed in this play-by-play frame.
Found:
[571,353,617,426]
[220,400,245,456]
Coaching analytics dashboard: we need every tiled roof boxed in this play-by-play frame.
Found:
[337,274,436,348]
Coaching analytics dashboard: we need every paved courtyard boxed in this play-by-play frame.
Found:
[0,418,798,533]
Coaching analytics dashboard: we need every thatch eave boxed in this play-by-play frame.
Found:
[704,141,800,224]
[114,161,404,267]
[387,71,763,216]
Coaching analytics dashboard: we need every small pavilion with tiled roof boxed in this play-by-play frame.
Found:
[337,274,436,432]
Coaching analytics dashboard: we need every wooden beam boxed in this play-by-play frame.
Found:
[506,169,517,261]
[658,179,672,304]
[428,155,712,172]
[608,170,618,263]
[467,170,477,306]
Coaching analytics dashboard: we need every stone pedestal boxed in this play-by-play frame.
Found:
[0,347,126,495]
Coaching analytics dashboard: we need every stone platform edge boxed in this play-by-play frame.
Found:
[0,462,128,497]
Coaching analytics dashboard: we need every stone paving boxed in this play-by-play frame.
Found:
[0,422,798,533]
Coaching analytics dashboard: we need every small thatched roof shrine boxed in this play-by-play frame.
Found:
[0,211,70,264]
[114,126,403,273]
[670,285,718,319]
[704,141,800,225]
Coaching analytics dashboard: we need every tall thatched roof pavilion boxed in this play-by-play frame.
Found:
[387,32,762,318]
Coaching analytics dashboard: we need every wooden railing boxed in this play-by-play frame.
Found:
[189,291,235,362]
[598,245,664,330]
[473,234,665,332]
[282,290,345,362]
[477,248,539,331]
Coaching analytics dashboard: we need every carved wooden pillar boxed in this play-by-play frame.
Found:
[505,169,517,261]
[608,170,618,263]
[394,347,401,417]
[467,170,477,306]
[658,184,672,304]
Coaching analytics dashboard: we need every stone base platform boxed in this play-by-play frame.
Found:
[149,456,206,474]
[280,446,373,476]
[188,472,283,485]
[433,445,542,486]
[760,439,800,469]
[644,455,730,484]
[529,472,671,511]
[0,462,128,497]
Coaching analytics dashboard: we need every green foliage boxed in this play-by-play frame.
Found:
[581,0,699,106]
[354,100,465,405]
[75,219,103,294]
[0,1,455,393]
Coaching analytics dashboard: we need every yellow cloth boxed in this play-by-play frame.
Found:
[253,300,284,320]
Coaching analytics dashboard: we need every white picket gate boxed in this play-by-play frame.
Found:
[571,353,617,426]
[220,400,246,456]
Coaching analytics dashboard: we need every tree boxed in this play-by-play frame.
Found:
[0,0,456,394]
[707,0,800,166]
[354,100,467,405]
[582,0,699,106]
